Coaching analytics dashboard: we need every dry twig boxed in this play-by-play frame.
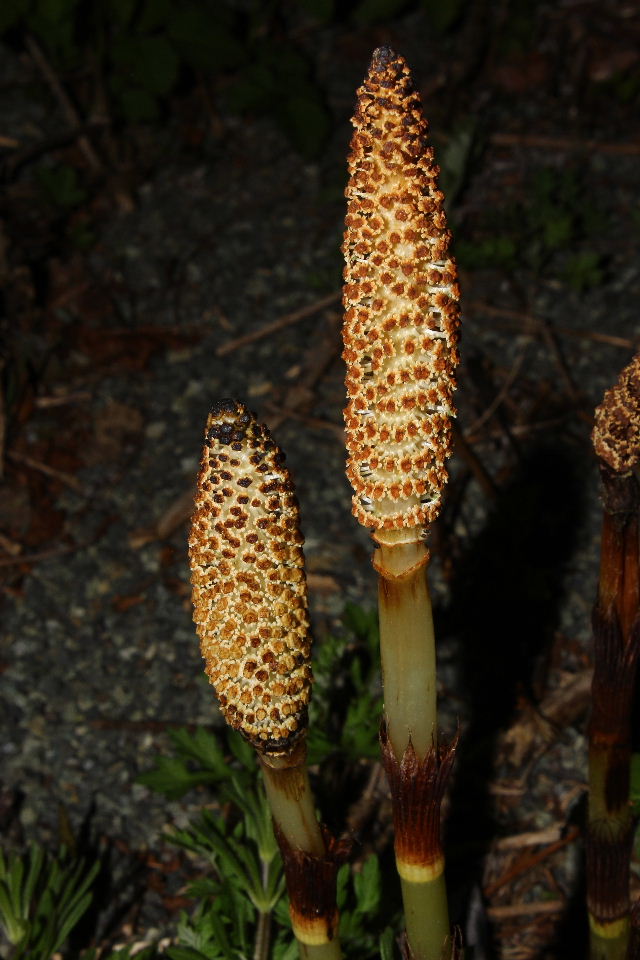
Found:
[216,290,340,357]
[24,33,103,174]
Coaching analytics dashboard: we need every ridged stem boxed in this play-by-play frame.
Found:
[587,474,640,960]
[376,538,453,960]
[377,539,437,760]
[260,754,325,857]
[260,747,342,959]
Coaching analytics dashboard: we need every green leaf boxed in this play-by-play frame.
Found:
[342,689,381,760]
[0,846,99,958]
[34,0,69,23]
[8,852,26,919]
[118,86,160,120]
[353,855,381,915]
[563,250,605,292]
[26,7,76,64]
[135,0,171,33]
[167,4,244,72]
[543,214,572,251]
[112,34,179,95]
[455,234,517,270]
[297,0,334,22]
[0,0,29,33]
[22,846,44,917]
[170,726,230,776]
[137,754,217,799]
[280,90,331,160]
[421,0,465,34]
[631,753,640,809]
[107,0,136,26]
[166,947,212,960]
[342,603,379,646]
[0,880,26,944]
[335,863,350,911]
[51,890,93,954]
[37,164,86,209]
[438,119,480,209]
[225,729,255,772]
[379,926,397,959]
[352,0,412,26]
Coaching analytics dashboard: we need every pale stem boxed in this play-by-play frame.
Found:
[401,872,451,960]
[377,539,437,760]
[376,537,451,960]
[259,754,342,959]
[297,942,343,959]
[259,756,325,857]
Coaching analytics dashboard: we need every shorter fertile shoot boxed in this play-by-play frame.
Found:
[190,399,341,959]
[589,355,640,960]
[342,46,460,960]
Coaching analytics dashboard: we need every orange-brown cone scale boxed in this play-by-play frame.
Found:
[342,45,460,542]
[189,399,312,756]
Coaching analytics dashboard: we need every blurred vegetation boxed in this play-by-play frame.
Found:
[0,0,466,160]
[1,0,611,280]
[455,164,607,291]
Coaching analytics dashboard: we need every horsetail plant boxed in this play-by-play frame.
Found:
[342,47,460,960]
[189,399,342,959]
[589,354,640,960]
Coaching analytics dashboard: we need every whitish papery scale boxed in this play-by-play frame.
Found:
[342,46,460,539]
[189,399,312,755]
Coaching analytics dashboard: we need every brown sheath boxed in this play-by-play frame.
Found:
[380,720,457,881]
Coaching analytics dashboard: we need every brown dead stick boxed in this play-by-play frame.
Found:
[4,121,109,179]
[129,484,196,548]
[25,34,103,174]
[484,826,580,898]
[216,290,340,356]
[491,132,640,156]
[265,310,343,431]
[0,544,78,567]
[263,404,344,439]
[535,314,581,405]
[468,300,636,350]
[451,421,497,499]
[487,900,565,920]
[8,449,85,492]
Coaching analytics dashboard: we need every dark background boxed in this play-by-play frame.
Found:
[1,1,640,956]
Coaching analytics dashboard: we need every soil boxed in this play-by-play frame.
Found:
[1,3,640,957]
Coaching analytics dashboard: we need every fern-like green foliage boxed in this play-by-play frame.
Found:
[0,843,99,959]
[137,725,254,801]
[455,163,606,288]
[308,603,382,764]
[137,606,402,958]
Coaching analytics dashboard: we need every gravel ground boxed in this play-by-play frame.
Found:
[2,5,640,955]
